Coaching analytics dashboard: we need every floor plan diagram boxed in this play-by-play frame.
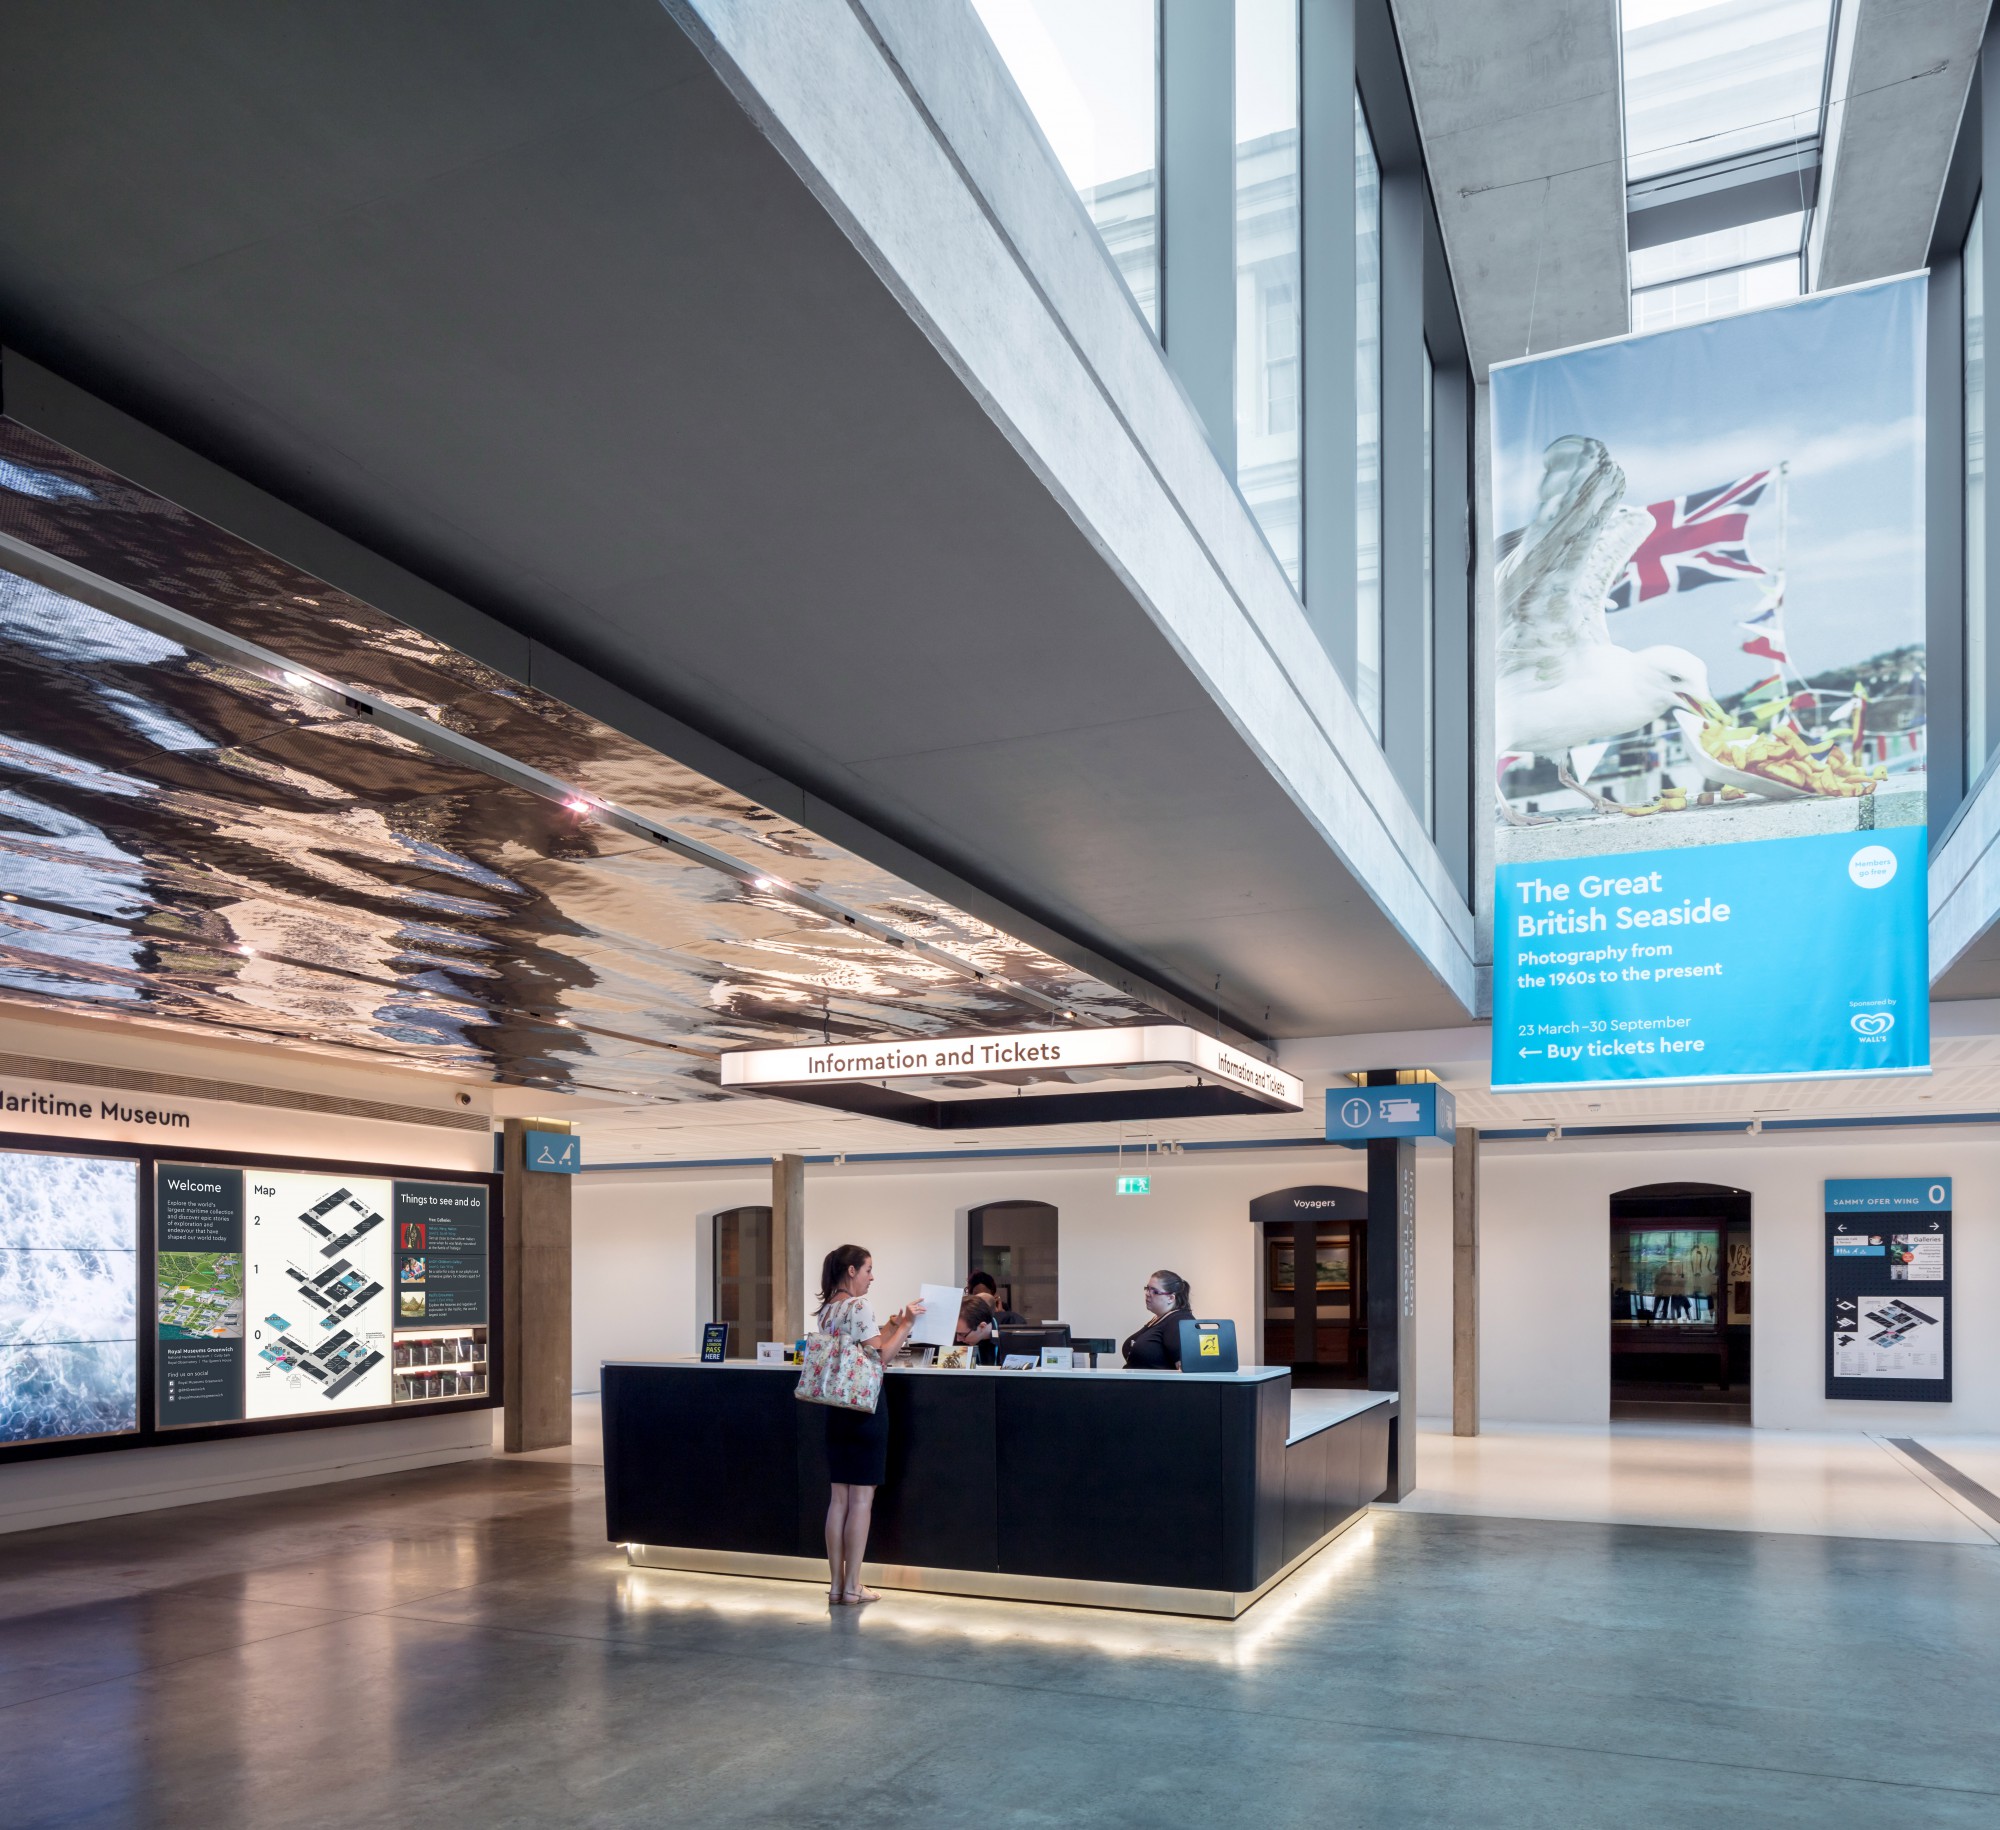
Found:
[245,1173,392,1416]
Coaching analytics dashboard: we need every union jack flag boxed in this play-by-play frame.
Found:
[1605,471,1771,611]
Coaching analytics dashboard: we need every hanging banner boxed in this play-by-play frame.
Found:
[1490,277,1929,1089]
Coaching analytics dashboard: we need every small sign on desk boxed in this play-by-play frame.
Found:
[755,1340,789,1364]
[700,1322,730,1363]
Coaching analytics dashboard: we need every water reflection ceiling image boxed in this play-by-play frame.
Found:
[0,422,1156,1103]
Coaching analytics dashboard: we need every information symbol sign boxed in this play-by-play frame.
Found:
[1340,1097,1372,1129]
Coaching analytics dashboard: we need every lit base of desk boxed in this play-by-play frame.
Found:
[626,1503,1370,1619]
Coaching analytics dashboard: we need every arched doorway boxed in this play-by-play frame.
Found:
[1610,1182,1751,1420]
[965,1200,1059,1322]
[711,1205,772,1358]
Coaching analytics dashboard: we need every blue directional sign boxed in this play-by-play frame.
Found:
[1325,1083,1457,1146]
[524,1129,580,1174]
[1825,1178,1949,1212]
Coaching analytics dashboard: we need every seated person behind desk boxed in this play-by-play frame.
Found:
[1121,1269,1194,1370]
[955,1271,1025,1357]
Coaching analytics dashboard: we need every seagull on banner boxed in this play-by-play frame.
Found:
[1498,436,1729,821]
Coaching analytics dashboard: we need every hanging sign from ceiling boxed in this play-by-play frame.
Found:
[719,1024,1303,1129]
[1488,277,1929,1091]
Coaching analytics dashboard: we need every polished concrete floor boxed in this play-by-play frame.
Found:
[5,1451,2000,1827]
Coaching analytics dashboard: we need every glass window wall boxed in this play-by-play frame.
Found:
[1628,213,1805,292]
[1631,255,1799,331]
[1970,198,1988,776]
[1234,0,1301,589]
[972,0,1159,329]
[1355,93,1383,736]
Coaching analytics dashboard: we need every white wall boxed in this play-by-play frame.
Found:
[0,1411,491,1535]
[573,1149,1456,1412]
[576,1129,2000,1436]
[1480,1130,2000,1433]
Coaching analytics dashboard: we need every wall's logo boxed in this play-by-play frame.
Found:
[1339,1096,1372,1128]
[1848,845,1898,889]
[1851,1011,1895,1037]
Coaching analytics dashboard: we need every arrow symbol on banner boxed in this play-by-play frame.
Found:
[1519,1047,1543,1057]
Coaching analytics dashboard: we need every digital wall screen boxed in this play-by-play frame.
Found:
[0,1148,140,1447]
[158,1163,491,1430]
[0,1135,495,1462]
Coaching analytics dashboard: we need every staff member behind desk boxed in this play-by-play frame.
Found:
[1122,1269,1194,1369]
[956,1271,1025,1363]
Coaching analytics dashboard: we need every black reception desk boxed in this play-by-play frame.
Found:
[602,1361,1394,1617]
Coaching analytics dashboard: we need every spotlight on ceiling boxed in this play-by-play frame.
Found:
[562,797,590,815]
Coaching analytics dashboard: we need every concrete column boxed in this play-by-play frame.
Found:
[501,1117,571,1453]
[1364,1070,1417,1499]
[1452,1124,1479,1437]
[771,1153,806,1343]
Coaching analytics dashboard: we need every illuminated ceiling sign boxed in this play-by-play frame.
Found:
[720,1025,1303,1130]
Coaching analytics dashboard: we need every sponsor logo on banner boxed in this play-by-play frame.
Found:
[1489,278,1929,1089]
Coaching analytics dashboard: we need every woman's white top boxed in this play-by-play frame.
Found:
[820,1295,876,1341]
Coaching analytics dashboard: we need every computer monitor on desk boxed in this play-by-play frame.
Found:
[995,1325,1070,1364]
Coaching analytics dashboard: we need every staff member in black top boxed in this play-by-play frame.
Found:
[1122,1269,1194,1369]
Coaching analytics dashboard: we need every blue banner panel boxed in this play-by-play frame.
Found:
[1325,1083,1458,1144]
[1826,1178,1951,1212]
[1493,826,1928,1088]
[1489,277,1928,1091]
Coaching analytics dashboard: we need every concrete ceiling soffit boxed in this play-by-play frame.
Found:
[1391,0,1629,375]
[677,0,1478,1011]
[1812,0,1987,291]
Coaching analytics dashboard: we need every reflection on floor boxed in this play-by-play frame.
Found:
[490,1392,603,1466]
[1405,1422,2000,1545]
[4,1449,1998,1827]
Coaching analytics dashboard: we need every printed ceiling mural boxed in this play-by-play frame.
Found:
[0,422,1157,1103]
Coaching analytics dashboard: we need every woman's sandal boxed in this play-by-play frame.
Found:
[842,1586,881,1605]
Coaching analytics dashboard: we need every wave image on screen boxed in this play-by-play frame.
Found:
[0,1149,139,1445]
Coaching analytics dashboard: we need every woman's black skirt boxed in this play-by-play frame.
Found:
[825,1398,889,1486]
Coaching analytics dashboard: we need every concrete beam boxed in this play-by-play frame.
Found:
[1389,0,1627,375]
[1812,0,1986,292]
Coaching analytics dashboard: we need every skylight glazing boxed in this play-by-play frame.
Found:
[1622,0,1836,183]
[1621,1,1838,328]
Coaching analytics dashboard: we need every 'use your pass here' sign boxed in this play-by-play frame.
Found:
[1492,829,1927,1090]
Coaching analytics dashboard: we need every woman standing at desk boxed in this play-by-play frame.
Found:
[1122,1269,1194,1369]
[817,1244,922,1605]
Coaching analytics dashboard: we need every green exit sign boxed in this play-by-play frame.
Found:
[1115,1174,1151,1195]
